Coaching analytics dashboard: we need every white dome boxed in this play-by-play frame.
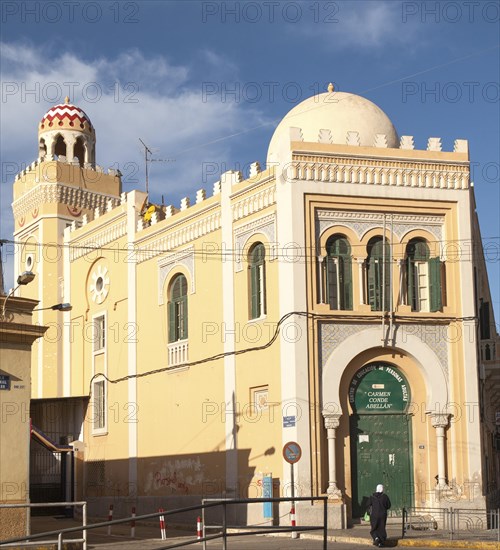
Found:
[267,90,398,163]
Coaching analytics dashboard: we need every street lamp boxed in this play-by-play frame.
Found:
[33,303,72,312]
[1,271,36,320]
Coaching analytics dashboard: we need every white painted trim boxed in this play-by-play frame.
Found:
[91,309,108,436]
[126,193,138,496]
[221,172,238,496]
[63,226,71,396]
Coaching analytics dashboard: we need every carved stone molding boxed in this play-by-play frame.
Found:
[232,184,276,222]
[70,219,127,262]
[158,246,195,305]
[137,211,221,264]
[290,156,469,190]
[320,322,448,379]
[316,210,443,244]
[13,183,120,222]
[234,213,277,272]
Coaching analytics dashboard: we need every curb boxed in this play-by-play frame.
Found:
[300,532,500,549]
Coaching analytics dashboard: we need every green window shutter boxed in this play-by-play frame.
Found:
[168,301,176,342]
[180,295,188,339]
[339,256,352,310]
[429,257,442,312]
[250,264,259,319]
[261,263,267,315]
[326,257,338,309]
[368,261,381,311]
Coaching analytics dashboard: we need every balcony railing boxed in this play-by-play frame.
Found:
[168,339,188,366]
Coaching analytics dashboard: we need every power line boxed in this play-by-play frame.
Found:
[88,310,483,398]
[2,236,499,259]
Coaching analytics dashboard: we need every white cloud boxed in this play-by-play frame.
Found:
[0,41,268,288]
[298,1,421,49]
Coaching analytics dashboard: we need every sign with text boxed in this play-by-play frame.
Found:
[349,362,410,413]
[0,375,11,390]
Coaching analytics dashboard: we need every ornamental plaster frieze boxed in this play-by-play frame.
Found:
[316,210,443,244]
[135,211,222,264]
[69,219,127,262]
[234,213,277,272]
[289,158,469,190]
[232,185,276,222]
[12,183,120,220]
[158,246,195,304]
[320,322,448,379]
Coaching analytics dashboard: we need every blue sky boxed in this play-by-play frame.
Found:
[1,0,499,322]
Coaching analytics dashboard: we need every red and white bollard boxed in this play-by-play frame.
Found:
[107,504,113,535]
[130,507,136,538]
[197,516,202,540]
[290,505,298,539]
[159,508,166,540]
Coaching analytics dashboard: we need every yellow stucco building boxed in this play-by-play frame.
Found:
[10,88,500,526]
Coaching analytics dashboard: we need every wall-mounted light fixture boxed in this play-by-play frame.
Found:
[1,271,36,320]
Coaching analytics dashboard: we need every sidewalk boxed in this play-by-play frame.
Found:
[303,523,500,549]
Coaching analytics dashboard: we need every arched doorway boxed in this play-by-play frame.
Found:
[349,362,413,516]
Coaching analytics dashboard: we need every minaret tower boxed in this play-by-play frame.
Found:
[12,98,122,398]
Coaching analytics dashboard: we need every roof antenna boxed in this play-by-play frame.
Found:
[139,138,152,197]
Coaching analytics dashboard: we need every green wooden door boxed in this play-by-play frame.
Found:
[350,413,413,517]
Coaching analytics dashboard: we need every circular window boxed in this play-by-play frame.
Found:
[25,254,34,271]
[89,265,110,304]
[95,276,104,292]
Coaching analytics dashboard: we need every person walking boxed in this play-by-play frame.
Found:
[367,484,391,547]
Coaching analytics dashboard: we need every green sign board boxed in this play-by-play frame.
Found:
[349,362,410,413]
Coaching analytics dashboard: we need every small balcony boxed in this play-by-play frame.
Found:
[480,339,498,363]
[168,339,188,367]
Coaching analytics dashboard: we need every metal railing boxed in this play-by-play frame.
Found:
[0,496,328,550]
[0,501,86,549]
[403,507,500,542]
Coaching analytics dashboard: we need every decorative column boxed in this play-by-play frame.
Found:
[317,255,324,304]
[357,259,366,305]
[323,413,343,499]
[397,258,405,305]
[430,413,450,489]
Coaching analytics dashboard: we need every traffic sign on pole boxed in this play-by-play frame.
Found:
[283,441,302,464]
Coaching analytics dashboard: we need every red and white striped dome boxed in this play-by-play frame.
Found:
[39,97,94,135]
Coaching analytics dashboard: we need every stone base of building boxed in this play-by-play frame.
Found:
[0,502,28,540]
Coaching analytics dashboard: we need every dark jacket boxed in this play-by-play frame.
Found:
[368,491,391,518]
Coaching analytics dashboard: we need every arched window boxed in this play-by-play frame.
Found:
[366,236,391,312]
[324,235,352,310]
[74,136,85,167]
[406,238,443,312]
[39,138,47,159]
[249,243,266,319]
[168,274,188,342]
[54,134,66,158]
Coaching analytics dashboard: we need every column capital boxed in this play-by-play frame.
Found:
[323,412,341,430]
[430,412,450,429]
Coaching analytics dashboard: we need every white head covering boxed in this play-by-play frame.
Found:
[376,484,384,493]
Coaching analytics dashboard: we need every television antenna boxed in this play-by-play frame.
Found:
[139,139,176,198]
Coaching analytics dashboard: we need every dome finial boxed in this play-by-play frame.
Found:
[327,83,334,93]
[64,96,70,104]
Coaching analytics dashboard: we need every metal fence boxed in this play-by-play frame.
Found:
[0,501,86,548]
[0,496,328,550]
[403,507,500,542]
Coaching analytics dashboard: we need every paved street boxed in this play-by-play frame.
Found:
[12,516,498,550]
